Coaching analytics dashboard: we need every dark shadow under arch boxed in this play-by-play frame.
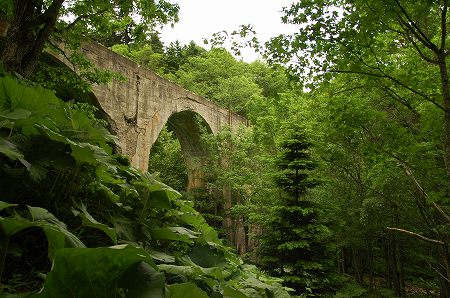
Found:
[165,110,212,191]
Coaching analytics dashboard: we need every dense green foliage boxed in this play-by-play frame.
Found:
[170,48,292,117]
[262,0,450,296]
[142,11,450,295]
[0,67,291,297]
[3,0,450,296]
[1,0,180,77]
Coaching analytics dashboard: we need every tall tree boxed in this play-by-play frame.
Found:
[0,0,179,77]
[256,128,332,295]
[268,0,450,196]
[266,1,450,294]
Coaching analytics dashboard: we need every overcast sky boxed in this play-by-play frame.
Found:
[159,0,298,62]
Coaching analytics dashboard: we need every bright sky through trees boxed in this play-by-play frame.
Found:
[159,0,297,62]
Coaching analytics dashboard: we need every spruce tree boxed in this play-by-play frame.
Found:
[257,129,332,294]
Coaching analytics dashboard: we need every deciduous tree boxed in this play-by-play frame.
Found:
[0,0,179,77]
[267,1,450,294]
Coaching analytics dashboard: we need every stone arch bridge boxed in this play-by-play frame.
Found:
[54,43,247,190]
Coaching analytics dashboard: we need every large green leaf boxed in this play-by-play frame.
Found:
[0,205,85,259]
[159,257,230,282]
[178,255,231,280]
[96,182,120,203]
[30,206,85,257]
[34,245,160,297]
[0,201,18,211]
[34,123,69,144]
[267,286,291,298]
[152,227,199,243]
[140,172,182,200]
[0,215,35,237]
[0,137,27,164]
[28,206,67,228]
[0,215,85,259]
[222,286,248,298]
[28,206,86,259]
[166,282,209,298]
[149,250,176,263]
[113,217,141,242]
[176,201,220,243]
[0,108,31,120]
[158,264,195,276]
[188,245,227,268]
[118,261,165,298]
[134,182,172,216]
[35,124,115,169]
[69,141,115,168]
[0,76,60,111]
[72,203,117,244]
[149,190,172,209]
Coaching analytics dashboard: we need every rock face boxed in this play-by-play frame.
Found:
[54,43,247,190]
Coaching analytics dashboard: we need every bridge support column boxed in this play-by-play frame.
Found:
[186,168,205,192]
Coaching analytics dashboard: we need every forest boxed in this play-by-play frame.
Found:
[0,0,450,297]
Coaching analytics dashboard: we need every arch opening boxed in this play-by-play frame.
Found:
[148,110,212,193]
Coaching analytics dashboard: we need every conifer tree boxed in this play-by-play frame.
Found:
[256,128,332,294]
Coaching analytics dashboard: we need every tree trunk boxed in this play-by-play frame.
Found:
[437,52,450,298]
[439,54,450,199]
[340,247,346,274]
[368,239,374,292]
[1,0,64,77]
[395,209,405,296]
[438,245,450,298]
[351,247,364,284]
[384,236,392,288]
[390,230,400,296]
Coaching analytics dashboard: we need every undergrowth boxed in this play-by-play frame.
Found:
[0,65,291,297]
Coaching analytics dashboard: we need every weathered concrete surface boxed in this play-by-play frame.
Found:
[55,43,247,178]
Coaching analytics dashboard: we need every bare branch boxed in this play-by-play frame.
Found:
[432,201,450,224]
[425,258,450,283]
[387,153,450,226]
[328,34,443,110]
[386,227,445,245]
[373,140,450,226]
[323,152,435,230]
[333,38,381,71]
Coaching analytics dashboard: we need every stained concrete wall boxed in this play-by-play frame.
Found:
[55,43,247,175]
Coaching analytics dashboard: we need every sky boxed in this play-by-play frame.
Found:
[159,0,298,62]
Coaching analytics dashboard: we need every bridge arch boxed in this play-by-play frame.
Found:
[152,107,213,191]
[49,42,247,179]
